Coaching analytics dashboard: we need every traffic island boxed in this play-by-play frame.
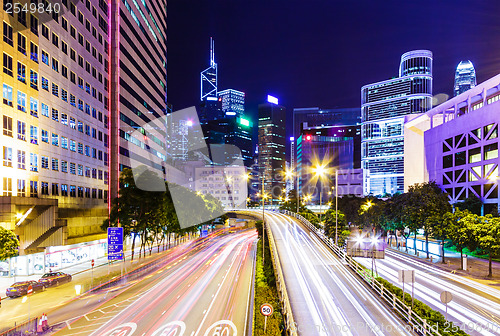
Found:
[253,235,284,335]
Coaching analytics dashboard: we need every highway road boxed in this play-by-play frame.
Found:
[265,211,415,336]
[1,229,256,336]
[355,248,500,336]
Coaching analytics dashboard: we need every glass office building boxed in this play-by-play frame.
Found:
[258,98,286,201]
[361,50,433,196]
[218,89,244,117]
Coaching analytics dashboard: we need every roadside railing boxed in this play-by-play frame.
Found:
[279,209,442,336]
[265,217,298,336]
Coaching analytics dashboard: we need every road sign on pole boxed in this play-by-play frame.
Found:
[260,303,273,333]
[440,291,453,320]
[91,259,94,267]
[108,227,124,261]
[27,284,33,296]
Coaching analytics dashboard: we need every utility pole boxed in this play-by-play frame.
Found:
[335,169,338,246]
[262,175,265,265]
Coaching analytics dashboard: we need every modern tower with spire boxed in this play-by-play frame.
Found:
[199,38,223,123]
[454,60,476,96]
[200,38,218,100]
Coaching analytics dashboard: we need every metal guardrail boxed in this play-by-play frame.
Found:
[264,213,298,336]
[279,209,442,336]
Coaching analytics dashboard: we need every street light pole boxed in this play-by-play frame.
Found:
[296,169,300,214]
[335,169,338,246]
[261,175,265,265]
[319,184,323,223]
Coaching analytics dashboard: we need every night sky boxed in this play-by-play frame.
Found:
[167,0,500,136]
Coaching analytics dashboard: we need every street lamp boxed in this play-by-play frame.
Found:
[312,164,327,223]
[284,167,300,214]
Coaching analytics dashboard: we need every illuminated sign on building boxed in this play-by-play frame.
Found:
[267,95,279,105]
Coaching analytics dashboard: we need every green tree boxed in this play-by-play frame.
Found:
[445,210,476,270]
[455,195,482,215]
[336,195,364,226]
[0,227,19,260]
[403,182,451,258]
[382,193,409,249]
[324,209,349,245]
[474,216,500,277]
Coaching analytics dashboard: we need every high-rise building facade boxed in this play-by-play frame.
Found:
[205,116,253,167]
[404,73,500,214]
[297,124,361,201]
[0,0,110,253]
[218,89,244,117]
[454,60,476,96]
[258,96,286,201]
[361,50,433,196]
[109,0,168,200]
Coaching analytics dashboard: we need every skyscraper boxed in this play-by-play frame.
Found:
[454,60,476,96]
[200,38,217,100]
[0,0,110,253]
[361,50,433,196]
[199,39,223,124]
[258,96,286,201]
[109,0,168,200]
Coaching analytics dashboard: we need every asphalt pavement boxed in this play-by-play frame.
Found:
[45,229,257,336]
[265,211,416,336]
[355,248,500,336]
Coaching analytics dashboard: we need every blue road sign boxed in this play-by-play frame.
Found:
[108,227,124,260]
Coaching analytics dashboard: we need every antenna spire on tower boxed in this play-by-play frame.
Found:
[210,37,215,67]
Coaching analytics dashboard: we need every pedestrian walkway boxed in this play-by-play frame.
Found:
[390,244,500,286]
[0,236,194,300]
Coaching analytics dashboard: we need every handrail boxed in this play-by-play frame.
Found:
[278,209,442,336]
[265,217,298,336]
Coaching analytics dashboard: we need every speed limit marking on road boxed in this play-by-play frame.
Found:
[260,303,273,316]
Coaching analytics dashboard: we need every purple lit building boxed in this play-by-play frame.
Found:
[405,73,500,214]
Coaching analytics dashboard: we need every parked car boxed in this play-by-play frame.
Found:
[6,280,45,298]
[38,271,72,287]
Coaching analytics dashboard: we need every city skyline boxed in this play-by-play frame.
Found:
[168,0,500,131]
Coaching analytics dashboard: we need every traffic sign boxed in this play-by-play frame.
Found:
[91,259,94,267]
[440,291,453,304]
[27,284,33,296]
[260,303,273,316]
[108,227,124,260]
[440,290,453,320]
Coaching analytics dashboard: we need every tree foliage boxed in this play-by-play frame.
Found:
[0,226,19,260]
[102,168,225,260]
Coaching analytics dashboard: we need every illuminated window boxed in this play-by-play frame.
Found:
[51,158,58,171]
[17,150,25,169]
[3,84,13,106]
[17,62,26,83]
[3,146,13,167]
[18,179,26,197]
[30,126,38,144]
[30,153,38,172]
[3,53,13,76]
[469,147,481,164]
[30,181,38,197]
[30,70,38,90]
[3,115,13,136]
[41,156,49,169]
[484,143,498,160]
[41,103,49,117]
[17,121,25,141]
[3,177,12,196]
[17,91,26,112]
